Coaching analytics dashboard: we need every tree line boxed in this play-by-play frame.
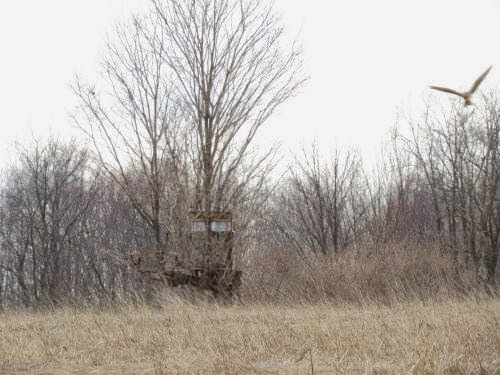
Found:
[0,0,498,307]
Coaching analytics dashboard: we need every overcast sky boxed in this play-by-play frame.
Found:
[1,0,500,167]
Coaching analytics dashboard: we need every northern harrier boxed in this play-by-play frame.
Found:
[430,66,492,106]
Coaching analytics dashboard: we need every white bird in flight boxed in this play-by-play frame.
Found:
[430,66,493,106]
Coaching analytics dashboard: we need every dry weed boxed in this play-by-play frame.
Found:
[0,297,498,374]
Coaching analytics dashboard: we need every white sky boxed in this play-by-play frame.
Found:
[1,0,500,167]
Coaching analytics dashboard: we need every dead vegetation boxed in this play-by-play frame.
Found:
[0,297,498,374]
[242,240,494,305]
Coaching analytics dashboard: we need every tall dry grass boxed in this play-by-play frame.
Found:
[242,241,490,304]
[1,241,498,374]
[0,297,498,374]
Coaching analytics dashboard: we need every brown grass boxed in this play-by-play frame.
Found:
[0,297,499,374]
[242,241,488,304]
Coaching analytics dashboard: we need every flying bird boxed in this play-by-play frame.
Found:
[429,66,493,106]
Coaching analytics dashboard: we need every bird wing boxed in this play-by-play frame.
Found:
[429,86,465,98]
[469,66,492,94]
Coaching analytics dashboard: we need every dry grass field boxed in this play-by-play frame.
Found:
[0,297,499,374]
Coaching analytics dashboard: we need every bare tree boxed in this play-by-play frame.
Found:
[74,12,180,269]
[0,139,96,306]
[75,0,305,292]
[273,145,365,257]
[400,94,500,284]
[368,130,437,245]
[150,0,305,269]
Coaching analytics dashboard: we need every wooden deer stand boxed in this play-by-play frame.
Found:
[163,211,242,299]
[127,211,242,299]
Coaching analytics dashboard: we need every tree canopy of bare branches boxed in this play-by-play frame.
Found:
[74,10,182,268]
[0,140,96,305]
[151,0,305,266]
[272,145,366,257]
[75,0,305,275]
[400,94,500,284]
